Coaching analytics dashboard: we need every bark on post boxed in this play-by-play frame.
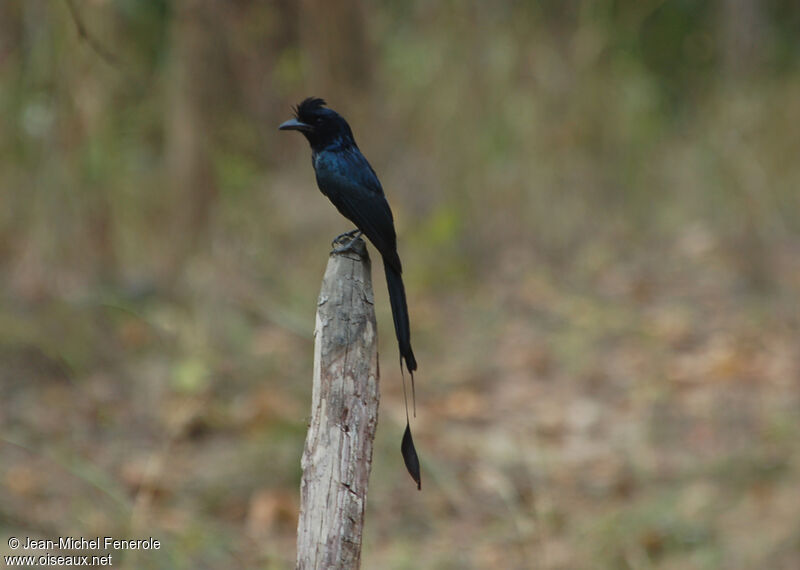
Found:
[296,237,379,570]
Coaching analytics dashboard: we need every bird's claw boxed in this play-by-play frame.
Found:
[330,230,364,254]
[331,228,361,248]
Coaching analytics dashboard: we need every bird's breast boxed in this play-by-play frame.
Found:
[312,151,336,175]
[312,152,340,197]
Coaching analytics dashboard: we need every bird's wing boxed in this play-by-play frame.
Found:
[331,186,400,270]
[316,148,401,270]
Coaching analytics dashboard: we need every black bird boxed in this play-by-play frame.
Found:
[279,97,420,489]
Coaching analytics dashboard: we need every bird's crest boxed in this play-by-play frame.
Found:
[294,97,327,122]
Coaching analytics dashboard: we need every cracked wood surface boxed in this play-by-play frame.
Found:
[296,238,379,570]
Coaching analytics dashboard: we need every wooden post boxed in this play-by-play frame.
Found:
[296,237,379,570]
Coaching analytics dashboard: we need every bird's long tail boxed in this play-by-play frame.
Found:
[384,263,417,376]
[383,261,421,489]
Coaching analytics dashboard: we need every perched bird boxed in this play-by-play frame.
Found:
[279,97,420,489]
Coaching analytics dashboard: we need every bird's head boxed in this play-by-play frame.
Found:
[278,97,354,149]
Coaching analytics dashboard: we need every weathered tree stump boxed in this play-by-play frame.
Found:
[296,237,379,570]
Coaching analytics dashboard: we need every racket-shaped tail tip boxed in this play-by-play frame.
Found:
[402,422,421,490]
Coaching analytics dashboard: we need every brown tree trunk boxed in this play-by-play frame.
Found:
[298,0,372,102]
[720,0,765,79]
[163,0,219,279]
[296,238,379,570]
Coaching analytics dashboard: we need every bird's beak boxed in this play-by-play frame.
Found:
[278,118,313,132]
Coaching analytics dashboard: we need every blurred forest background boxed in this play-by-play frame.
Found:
[1,1,800,568]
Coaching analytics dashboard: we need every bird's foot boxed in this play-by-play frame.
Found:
[331,229,361,248]
[331,231,364,254]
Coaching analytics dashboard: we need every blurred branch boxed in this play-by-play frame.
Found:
[63,0,121,68]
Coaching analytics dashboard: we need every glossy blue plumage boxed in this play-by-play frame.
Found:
[280,98,421,489]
